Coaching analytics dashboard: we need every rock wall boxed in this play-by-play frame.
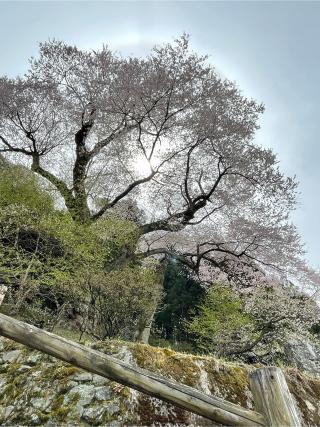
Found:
[0,337,319,426]
[284,335,320,376]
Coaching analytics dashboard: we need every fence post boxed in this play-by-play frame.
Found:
[249,367,301,427]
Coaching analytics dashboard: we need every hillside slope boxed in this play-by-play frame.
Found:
[0,336,319,426]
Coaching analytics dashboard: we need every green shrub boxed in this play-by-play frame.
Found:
[0,164,160,339]
[185,284,253,356]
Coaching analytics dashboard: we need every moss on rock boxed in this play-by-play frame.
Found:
[0,336,320,426]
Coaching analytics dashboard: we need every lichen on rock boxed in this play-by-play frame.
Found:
[0,336,319,426]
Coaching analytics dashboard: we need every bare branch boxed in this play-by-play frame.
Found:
[92,171,157,220]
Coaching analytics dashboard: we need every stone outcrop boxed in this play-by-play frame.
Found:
[284,336,320,376]
[0,337,320,426]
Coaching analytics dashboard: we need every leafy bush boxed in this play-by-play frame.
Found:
[76,264,163,340]
[0,163,54,215]
[185,280,319,362]
[185,284,254,357]
[0,164,161,339]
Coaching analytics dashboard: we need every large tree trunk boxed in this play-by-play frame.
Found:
[72,150,91,223]
[135,306,157,344]
[135,263,167,344]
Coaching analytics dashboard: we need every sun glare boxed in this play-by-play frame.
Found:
[134,156,153,176]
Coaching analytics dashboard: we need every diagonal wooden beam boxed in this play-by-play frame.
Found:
[0,313,266,426]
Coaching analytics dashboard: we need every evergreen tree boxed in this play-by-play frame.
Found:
[154,260,205,342]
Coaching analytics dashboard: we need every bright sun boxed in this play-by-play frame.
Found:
[133,156,153,176]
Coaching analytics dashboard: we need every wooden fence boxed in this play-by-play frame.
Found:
[0,313,301,426]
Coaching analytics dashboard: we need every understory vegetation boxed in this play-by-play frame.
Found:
[0,161,162,341]
[0,159,319,364]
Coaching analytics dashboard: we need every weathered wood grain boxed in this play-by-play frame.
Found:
[250,367,301,427]
[0,313,266,426]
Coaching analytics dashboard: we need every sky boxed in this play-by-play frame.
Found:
[0,0,319,267]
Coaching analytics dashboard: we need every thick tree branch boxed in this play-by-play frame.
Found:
[141,162,229,234]
[92,171,156,220]
[31,153,74,207]
[0,134,32,155]
[89,121,138,158]
[136,248,197,271]
[222,316,286,357]
[0,130,80,219]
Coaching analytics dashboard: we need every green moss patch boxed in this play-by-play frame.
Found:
[0,337,320,426]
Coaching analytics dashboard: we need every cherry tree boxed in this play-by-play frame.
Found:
[237,280,320,360]
[0,35,317,288]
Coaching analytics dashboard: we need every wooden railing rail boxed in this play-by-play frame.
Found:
[0,313,264,426]
[0,313,302,426]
